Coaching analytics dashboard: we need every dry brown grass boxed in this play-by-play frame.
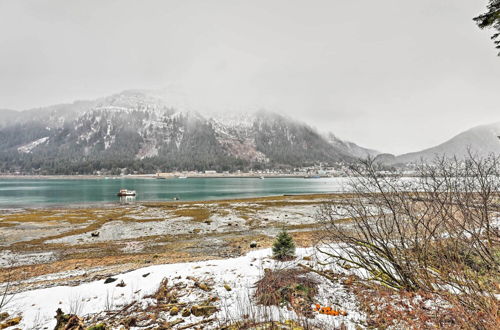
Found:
[173,207,211,222]
[351,279,500,330]
[255,268,318,317]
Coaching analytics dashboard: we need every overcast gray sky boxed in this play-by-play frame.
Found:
[0,0,498,154]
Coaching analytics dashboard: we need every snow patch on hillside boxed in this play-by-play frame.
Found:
[17,137,49,153]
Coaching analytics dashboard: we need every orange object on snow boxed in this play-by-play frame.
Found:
[312,304,347,316]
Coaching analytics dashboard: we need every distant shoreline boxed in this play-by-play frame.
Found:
[0,192,341,211]
[0,173,330,180]
[0,174,151,180]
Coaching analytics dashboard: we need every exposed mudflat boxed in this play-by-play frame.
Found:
[0,194,350,292]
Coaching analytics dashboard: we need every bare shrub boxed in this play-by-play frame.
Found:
[0,277,13,313]
[68,293,84,316]
[103,290,115,312]
[0,261,16,313]
[317,152,500,328]
[255,267,318,317]
[151,278,179,304]
[351,279,462,329]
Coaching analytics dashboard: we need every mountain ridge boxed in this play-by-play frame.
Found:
[0,90,377,174]
[380,122,500,165]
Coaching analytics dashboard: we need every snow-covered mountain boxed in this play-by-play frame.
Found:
[391,122,500,164]
[0,90,375,174]
[325,133,379,159]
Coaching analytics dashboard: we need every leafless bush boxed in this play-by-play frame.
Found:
[0,281,13,313]
[351,281,458,329]
[255,267,318,317]
[68,293,84,315]
[317,152,500,328]
[151,278,178,303]
[0,266,15,313]
[27,310,44,330]
[103,290,115,312]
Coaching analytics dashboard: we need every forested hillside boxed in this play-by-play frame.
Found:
[0,90,374,174]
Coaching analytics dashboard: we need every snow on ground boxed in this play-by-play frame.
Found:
[3,247,365,329]
[16,137,49,154]
[0,250,56,267]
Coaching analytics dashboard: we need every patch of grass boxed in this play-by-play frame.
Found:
[174,208,211,222]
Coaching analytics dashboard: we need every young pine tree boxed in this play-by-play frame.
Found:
[272,229,296,260]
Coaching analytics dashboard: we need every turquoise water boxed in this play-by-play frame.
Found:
[0,177,349,208]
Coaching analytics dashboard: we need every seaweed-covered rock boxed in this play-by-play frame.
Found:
[169,306,179,316]
[0,312,9,322]
[191,305,217,317]
[54,308,84,330]
[195,282,212,292]
[0,316,21,329]
[181,308,191,317]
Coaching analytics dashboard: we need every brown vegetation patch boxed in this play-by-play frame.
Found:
[351,279,500,329]
[0,249,194,286]
[174,207,211,222]
[288,230,321,247]
[255,268,318,317]
[225,234,273,252]
[150,278,180,304]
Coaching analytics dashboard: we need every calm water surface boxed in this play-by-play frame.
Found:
[0,177,349,208]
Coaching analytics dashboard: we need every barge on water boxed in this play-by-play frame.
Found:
[117,189,136,197]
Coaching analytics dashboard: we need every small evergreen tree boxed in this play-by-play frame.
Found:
[272,229,296,260]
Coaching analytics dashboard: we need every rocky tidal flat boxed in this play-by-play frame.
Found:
[0,194,343,292]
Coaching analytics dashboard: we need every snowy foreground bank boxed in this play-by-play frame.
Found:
[4,247,365,329]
